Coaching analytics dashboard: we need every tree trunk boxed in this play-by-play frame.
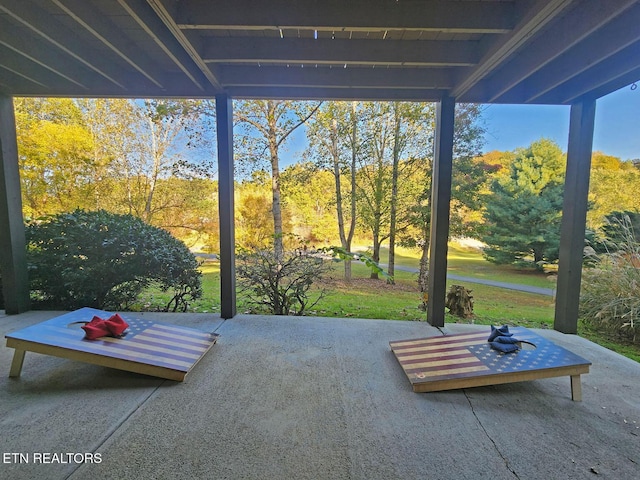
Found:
[370,221,381,280]
[533,247,544,269]
[270,143,283,260]
[345,102,359,281]
[144,117,159,223]
[331,117,352,280]
[387,103,402,284]
[267,101,284,260]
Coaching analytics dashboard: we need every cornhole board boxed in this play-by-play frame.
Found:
[390,327,591,401]
[5,308,218,381]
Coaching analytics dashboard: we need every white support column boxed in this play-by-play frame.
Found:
[216,94,236,319]
[427,95,456,327]
[554,100,596,333]
[0,95,30,313]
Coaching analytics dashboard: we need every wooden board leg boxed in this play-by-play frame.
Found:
[9,349,26,378]
[570,375,582,402]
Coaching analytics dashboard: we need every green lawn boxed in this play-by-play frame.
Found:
[178,260,554,326]
[375,243,555,289]
[135,247,639,362]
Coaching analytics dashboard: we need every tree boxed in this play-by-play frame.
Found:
[74,98,140,213]
[234,100,322,259]
[386,102,434,282]
[400,104,486,298]
[280,162,336,243]
[481,139,565,268]
[16,98,217,239]
[305,102,361,279]
[353,102,431,279]
[449,154,499,239]
[235,172,282,250]
[150,176,218,245]
[587,153,640,230]
[15,98,95,217]
[356,102,394,278]
[124,99,214,225]
[587,211,640,253]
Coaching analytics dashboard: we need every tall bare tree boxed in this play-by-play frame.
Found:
[355,102,432,280]
[305,101,361,279]
[386,102,434,282]
[234,100,322,259]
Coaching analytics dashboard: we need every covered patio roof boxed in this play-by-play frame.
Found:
[0,0,638,103]
[1,1,640,333]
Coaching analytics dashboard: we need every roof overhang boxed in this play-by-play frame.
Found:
[0,0,639,104]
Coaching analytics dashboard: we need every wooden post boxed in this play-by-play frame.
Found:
[0,95,30,314]
[216,94,236,319]
[554,100,595,333]
[427,96,456,327]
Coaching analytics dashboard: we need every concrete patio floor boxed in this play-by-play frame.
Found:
[1,310,639,480]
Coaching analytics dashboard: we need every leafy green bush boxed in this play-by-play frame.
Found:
[237,247,331,315]
[580,214,640,343]
[26,209,202,311]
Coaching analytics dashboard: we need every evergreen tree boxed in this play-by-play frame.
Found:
[482,139,565,268]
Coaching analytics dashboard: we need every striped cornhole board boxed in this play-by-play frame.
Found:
[6,307,218,381]
[390,327,591,400]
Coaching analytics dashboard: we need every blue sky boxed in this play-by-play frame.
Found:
[482,85,640,160]
[282,83,640,165]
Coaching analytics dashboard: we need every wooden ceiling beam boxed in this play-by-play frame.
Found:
[522,9,640,103]
[219,65,453,90]
[0,17,111,91]
[0,0,129,90]
[0,71,218,98]
[452,0,574,99]
[571,68,640,105]
[225,86,445,102]
[494,9,640,104]
[202,37,479,67]
[0,47,85,90]
[0,63,50,90]
[51,0,165,89]
[176,0,515,33]
[117,0,210,91]
[145,0,223,90]
[479,0,638,103]
[536,42,640,104]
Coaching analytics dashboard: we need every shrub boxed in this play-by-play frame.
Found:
[236,247,331,315]
[26,209,202,311]
[580,215,640,343]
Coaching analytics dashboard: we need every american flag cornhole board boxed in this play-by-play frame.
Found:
[390,327,591,401]
[5,307,218,382]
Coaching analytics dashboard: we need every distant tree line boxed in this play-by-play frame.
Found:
[12,98,640,277]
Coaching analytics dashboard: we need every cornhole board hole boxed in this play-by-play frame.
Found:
[5,308,218,381]
[390,327,591,401]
